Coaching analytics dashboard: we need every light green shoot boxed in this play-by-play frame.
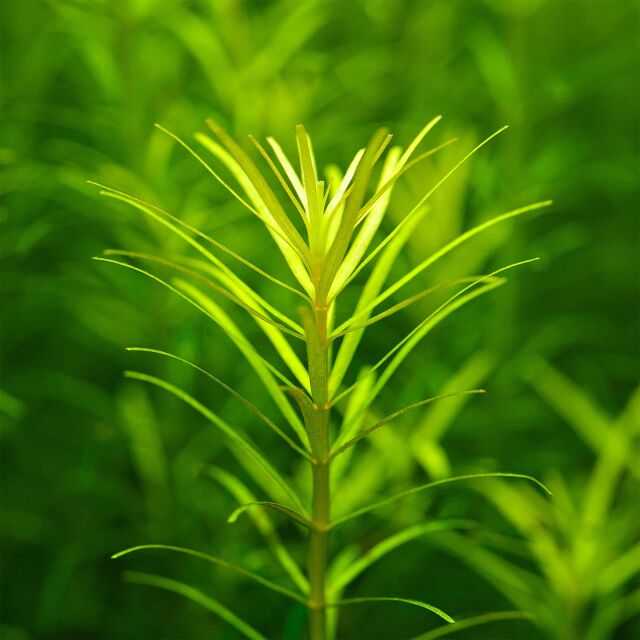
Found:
[97,118,551,639]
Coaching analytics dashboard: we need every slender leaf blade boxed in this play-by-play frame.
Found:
[124,370,307,514]
[113,544,306,603]
[414,611,533,640]
[332,473,551,527]
[329,597,454,624]
[123,571,268,640]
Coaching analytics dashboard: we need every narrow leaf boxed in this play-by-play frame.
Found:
[330,127,511,300]
[172,256,310,390]
[205,119,310,263]
[365,201,553,313]
[328,146,402,298]
[353,137,458,229]
[318,128,390,300]
[126,348,311,460]
[124,370,307,514]
[176,280,310,443]
[330,391,485,459]
[329,597,454,624]
[325,149,364,220]
[203,466,309,594]
[92,184,309,301]
[196,133,314,296]
[249,134,308,224]
[335,259,538,408]
[332,366,376,461]
[266,136,307,205]
[93,257,298,393]
[228,502,312,529]
[332,473,551,527]
[113,544,306,604]
[154,124,262,223]
[331,277,486,338]
[332,278,504,406]
[156,126,309,264]
[329,520,473,594]
[399,115,443,166]
[414,611,533,640]
[178,255,303,333]
[123,571,268,640]
[328,204,429,397]
[106,250,303,339]
[296,125,321,240]
[92,182,303,336]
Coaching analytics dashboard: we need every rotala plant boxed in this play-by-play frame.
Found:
[93,116,553,639]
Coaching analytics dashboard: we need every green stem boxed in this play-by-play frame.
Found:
[309,456,329,639]
[306,305,331,640]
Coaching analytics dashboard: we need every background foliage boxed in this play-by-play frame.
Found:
[1,0,638,639]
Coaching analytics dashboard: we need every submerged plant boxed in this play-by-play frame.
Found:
[432,360,640,640]
[94,117,552,639]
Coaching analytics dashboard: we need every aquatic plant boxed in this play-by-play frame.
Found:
[94,117,552,639]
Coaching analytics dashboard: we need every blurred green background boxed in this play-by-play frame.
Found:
[1,0,639,639]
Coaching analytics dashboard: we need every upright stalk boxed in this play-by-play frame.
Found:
[304,304,331,640]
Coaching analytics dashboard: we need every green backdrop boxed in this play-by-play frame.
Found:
[1,1,638,639]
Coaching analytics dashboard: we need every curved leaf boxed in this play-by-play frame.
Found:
[354,139,458,228]
[126,348,311,460]
[92,182,304,338]
[203,466,309,594]
[266,135,307,204]
[113,544,306,604]
[330,391,485,459]
[328,204,429,397]
[328,520,474,594]
[332,278,504,407]
[364,200,552,314]
[329,597,454,624]
[332,276,486,338]
[92,184,309,301]
[94,257,302,397]
[195,133,314,296]
[329,126,510,301]
[318,127,391,300]
[124,370,307,514]
[414,611,533,640]
[176,279,310,443]
[105,250,303,339]
[334,259,538,408]
[122,571,267,640]
[205,119,310,263]
[178,254,303,334]
[332,473,551,528]
[249,134,308,224]
[228,502,312,529]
